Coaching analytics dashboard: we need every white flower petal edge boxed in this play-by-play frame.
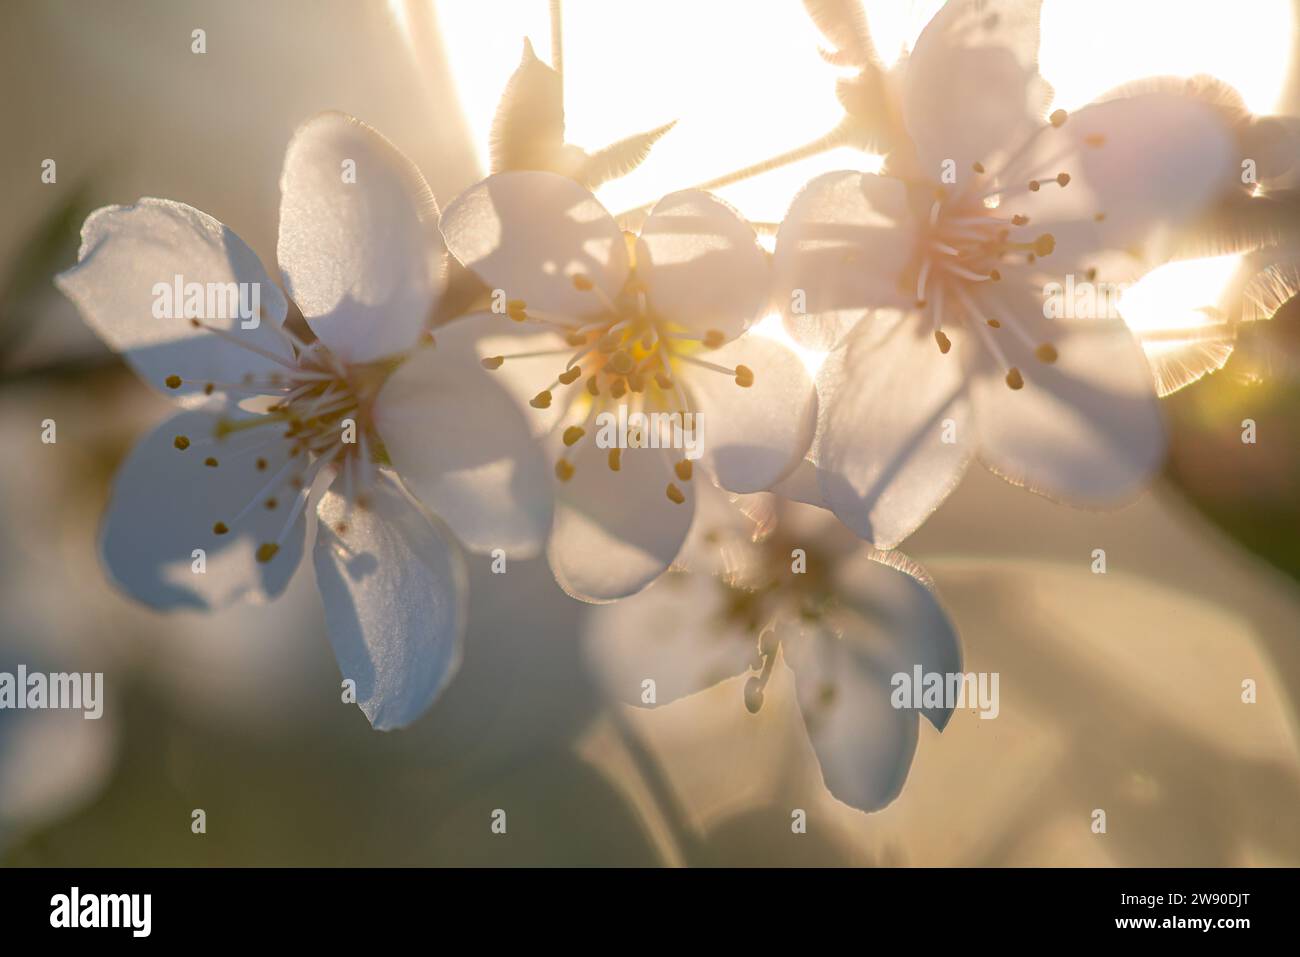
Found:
[374,319,554,559]
[636,189,769,342]
[814,312,973,548]
[686,334,818,494]
[278,111,445,364]
[548,437,696,603]
[313,475,468,731]
[55,198,292,404]
[99,408,306,609]
[439,170,630,319]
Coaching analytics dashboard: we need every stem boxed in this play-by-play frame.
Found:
[549,0,563,78]
[613,120,857,224]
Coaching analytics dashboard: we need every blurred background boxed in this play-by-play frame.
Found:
[0,0,1297,865]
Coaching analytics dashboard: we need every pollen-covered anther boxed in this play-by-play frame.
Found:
[562,426,585,447]
[586,376,600,396]
[1035,343,1058,363]
[1049,108,1068,128]
[1033,233,1056,257]
[1005,367,1025,390]
[988,269,1001,281]
[1012,214,1030,226]
[733,365,754,388]
[607,351,634,375]
[173,435,191,450]
[665,483,685,505]
[674,459,693,481]
[255,543,280,563]
[505,299,528,322]
[607,448,621,471]
[164,374,182,389]
[212,522,229,535]
[972,161,985,174]
[1056,172,1071,187]
[610,379,628,399]
[481,355,505,370]
[530,390,553,409]
[1028,179,1041,192]
[934,330,952,354]
[571,273,594,291]
[204,457,218,468]
[566,332,588,347]
[555,459,575,482]
[702,329,727,349]
[256,457,268,471]
[558,367,582,385]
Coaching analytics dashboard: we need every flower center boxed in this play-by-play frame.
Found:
[164,320,393,562]
[905,108,1106,389]
[481,238,754,504]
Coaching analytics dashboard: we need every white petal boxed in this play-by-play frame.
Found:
[780,628,918,812]
[582,571,756,707]
[902,0,1049,175]
[833,550,963,730]
[549,439,695,603]
[439,171,629,320]
[966,296,1166,503]
[815,313,973,547]
[685,334,817,493]
[278,112,444,363]
[637,190,768,341]
[100,409,305,609]
[773,172,915,349]
[1005,92,1236,262]
[313,475,467,730]
[55,198,292,402]
[373,328,553,559]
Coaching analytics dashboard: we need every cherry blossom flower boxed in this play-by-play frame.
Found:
[773,0,1238,547]
[583,492,960,812]
[438,171,817,602]
[56,112,552,729]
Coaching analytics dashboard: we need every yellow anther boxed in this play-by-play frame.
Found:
[734,364,754,388]
[566,332,588,346]
[597,332,622,353]
[558,367,582,385]
[481,356,505,370]
[165,374,182,389]
[1049,108,1068,128]
[972,161,986,174]
[988,269,1001,281]
[255,543,280,563]
[173,435,191,450]
[1005,367,1025,390]
[666,483,685,505]
[571,273,594,291]
[506,300,528,322]
[265,497,278,510]
[702,329,726,349]
[934,330,952,354]
[555,459,575,482]
[1033,233,1056,257]
[212,522,229,535]
[1084,133,1106,148]
[674,459,693,481]
[530,390,553,409]
[1094,212,1106,222]
[563,426,585,447]
[586,376,600,396]
[204,457,218,468]
[256,457,268,471]
[204,383,215,396]
[607,448,621,471]
[1035,343,1058,364]
[1056,172,1071,187]
[1028,180,1041,192]
[1012,214,1029,226]
[610,379,628,399]
[628,372,646,393]
[986,318,1002,329]
[654,371,673,390]
[608,350,634,375]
